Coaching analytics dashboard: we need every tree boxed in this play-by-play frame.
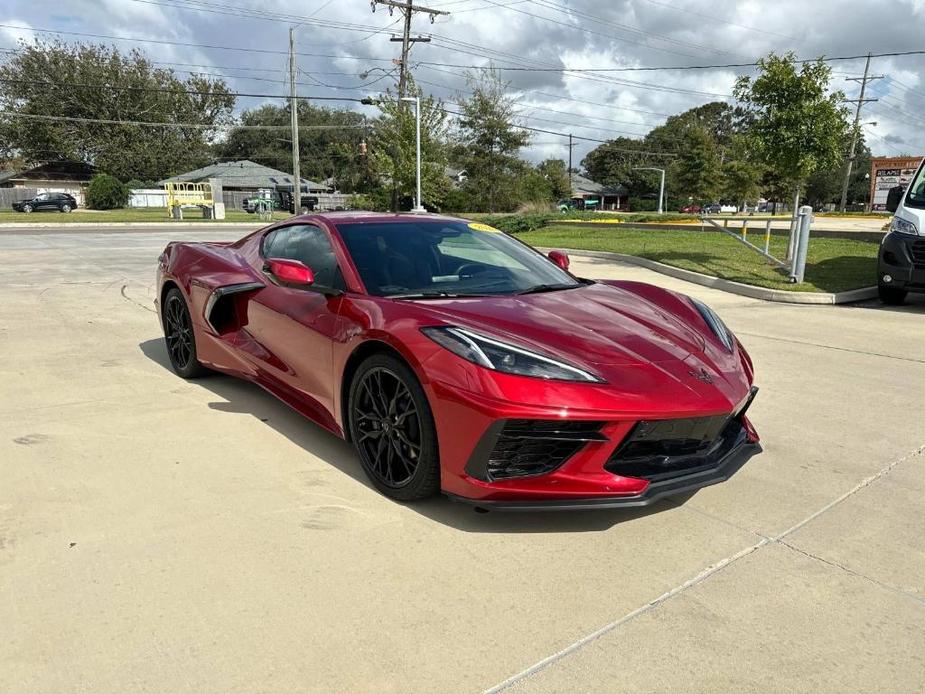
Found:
[0,40,235,181]
[218,103,372,192]
[368,81,450,210]
[86,173,130,209]
[581,137,659,197]
[454,70,530,212]
[734,52,851,213]
[722,135,763,208]
[536,159,571,200]
[673,126,722,202]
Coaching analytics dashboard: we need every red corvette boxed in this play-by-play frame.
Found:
[156,212,759,510]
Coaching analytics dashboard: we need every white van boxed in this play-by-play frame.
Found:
[879,160,925,304]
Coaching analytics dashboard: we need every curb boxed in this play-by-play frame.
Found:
[552,220,886,243]
[544,248,878,305]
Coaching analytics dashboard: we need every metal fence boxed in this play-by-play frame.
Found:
[0,188,38,209]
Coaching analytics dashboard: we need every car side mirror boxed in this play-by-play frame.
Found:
[265,257,315,286]
[547,250,570,271]
[886,185,903,214]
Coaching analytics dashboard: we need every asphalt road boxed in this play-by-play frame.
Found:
[1,226,924,693]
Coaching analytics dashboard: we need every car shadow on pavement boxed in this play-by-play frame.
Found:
[846,293,925,313]
[139,338,694,533]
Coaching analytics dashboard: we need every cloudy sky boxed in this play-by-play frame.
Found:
[3,0,925,167]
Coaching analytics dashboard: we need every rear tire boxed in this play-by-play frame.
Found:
[878,284,907,305]
[348,354,440,501]
[60,204,72,213]
[162,287,209,378]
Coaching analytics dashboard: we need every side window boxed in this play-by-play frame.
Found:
[263,224,343,289]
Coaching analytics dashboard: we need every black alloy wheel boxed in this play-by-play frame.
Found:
[348,354,439,501]
[163,288,207,378]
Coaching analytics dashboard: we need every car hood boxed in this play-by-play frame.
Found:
[412,282,720,368]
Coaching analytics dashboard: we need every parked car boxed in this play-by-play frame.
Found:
[703,203,737,214]
[680,204,702,213]
[878,167,925,305]
[12,192,78,213]
[156,212,761,508]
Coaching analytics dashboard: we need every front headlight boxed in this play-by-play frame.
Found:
[691,299,735,352]
[421,326,604,383]
[890,217,919,236]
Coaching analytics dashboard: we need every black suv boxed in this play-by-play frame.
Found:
[12,192,78,213]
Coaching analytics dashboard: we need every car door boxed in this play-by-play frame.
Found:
[33,193,51,211]
[242,223,346,428]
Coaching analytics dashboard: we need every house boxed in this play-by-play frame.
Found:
[445,166,468,187]
[569,174,628,211]
[159,160,327,209]
[0,161,96,206]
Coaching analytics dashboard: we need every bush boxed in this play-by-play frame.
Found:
[628,197,658,212]
[86,174,130,210]
[441,187,476,213]
[480,213,553,234]
[516,201,556,214]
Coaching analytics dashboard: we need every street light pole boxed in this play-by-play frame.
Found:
[634,167,665,214]
[400,96,425,213]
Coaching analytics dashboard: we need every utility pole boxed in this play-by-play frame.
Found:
[372,0,448,97]
[567,133,575,197]
[839,54,883,212]
[289,26,302,214]
[372,0,447,211]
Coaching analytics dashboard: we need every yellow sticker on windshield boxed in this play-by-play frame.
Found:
[469,222,502,233]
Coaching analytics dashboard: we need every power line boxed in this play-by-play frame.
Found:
[0,23,396,63]
[442,107,677,155]
[0,111,367,130]
[640,0,801,42]
[0,77,366,101]
[417,49,925,73]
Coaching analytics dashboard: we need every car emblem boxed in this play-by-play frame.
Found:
[689,368,714,384]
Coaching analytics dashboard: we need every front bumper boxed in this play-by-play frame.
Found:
[879,232,925,293]
[448,438,760,510]
[428,369,760,506]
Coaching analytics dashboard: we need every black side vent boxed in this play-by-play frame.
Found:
[486,420,606,480]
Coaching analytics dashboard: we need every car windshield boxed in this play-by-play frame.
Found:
[905,162,925,209]
[335,220,580,298]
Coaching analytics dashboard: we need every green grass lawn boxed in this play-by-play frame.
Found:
[523,225,879,293]
[0,207,291,223]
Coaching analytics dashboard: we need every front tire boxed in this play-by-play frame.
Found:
[348,354,440,501]
[162,287,208,378]
[23,204,32,213]
[878,284,907,305]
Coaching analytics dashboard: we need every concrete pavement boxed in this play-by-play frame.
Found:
[1,228,923,693]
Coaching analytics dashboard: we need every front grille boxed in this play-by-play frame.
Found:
[605,387,757,482]
[911,239,925,269]
[605,416,747,482]
[486,419,606,480]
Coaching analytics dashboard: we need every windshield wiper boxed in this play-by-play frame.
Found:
[389,291,489,300]
[516,283,580,295]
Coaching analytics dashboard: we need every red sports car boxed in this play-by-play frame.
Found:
[157,212,759,510]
